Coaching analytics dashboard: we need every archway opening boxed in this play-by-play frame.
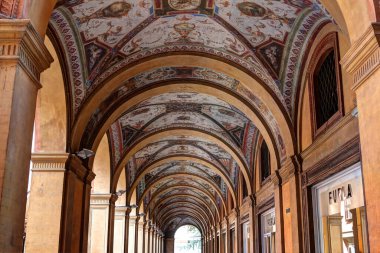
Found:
[174,225,201,253]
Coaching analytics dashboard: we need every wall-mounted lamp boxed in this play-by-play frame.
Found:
[116,190,127,196]
[76,149,95,159]
[126,204,138,209]
[138,213,145,217]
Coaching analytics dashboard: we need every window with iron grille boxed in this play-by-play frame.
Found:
[260,141,270,182]
[313,50,339,129]
[308,32,343,138]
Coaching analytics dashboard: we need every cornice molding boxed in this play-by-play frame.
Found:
[0,19,53,86]
[278,155,302,185]
[31,153,69,172]
[90,193,112,205]
[255,179,274,207]
[341,22,380,91]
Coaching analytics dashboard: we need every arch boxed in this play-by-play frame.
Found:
[159,208,212,230]
[145,184,225,216]
[89,85,283,189]
[127,153,237,205]
[151,195,217,224]
[164,212,207,236]
[72,57,295,161]
[156,202,214,227]
[137,173,227,210]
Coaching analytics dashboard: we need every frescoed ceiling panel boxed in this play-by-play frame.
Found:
[51,0,330,116]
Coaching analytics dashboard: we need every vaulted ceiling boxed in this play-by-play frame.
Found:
[49,0,333,235]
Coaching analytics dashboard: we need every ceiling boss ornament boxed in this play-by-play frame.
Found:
[154,0,215,16]
[169,0,202,10]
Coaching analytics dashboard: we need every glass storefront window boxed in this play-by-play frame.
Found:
[312,163,369,253]
[242,222,250,253]
[261,208,276,253]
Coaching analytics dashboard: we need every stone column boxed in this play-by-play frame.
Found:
[88,193,114,253]
[142,221,147,253]
[165,237,174,253]
[135,217,144,253]
[278,156,302,253]
[124,208,132,253]
[114,206,128,253]
[0,19,52,253]
[150,226,154,253]
[248,195,256,253]
[24,153,68,253]
[59,154,96,253]
[225,218,230,253]
[147,223,152,253]
[272,172,284,253]
[341,23,380,252]
[107,194,118,253]
[128,216,137,253]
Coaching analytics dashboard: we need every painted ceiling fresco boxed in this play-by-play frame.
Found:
[49,0,333,230]
[51,0,331,116]
[106,92,260,169]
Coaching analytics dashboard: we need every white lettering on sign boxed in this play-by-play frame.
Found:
[328,184,353,205]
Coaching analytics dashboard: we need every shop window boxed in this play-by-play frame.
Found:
[261,208,276,253]
[312,163,368,253]
[309,32,343,138]
[242,222,250,253]
[230,228,235,253]
[260,140,271,183]
[222,233,226,253]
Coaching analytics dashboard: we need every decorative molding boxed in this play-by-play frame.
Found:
[31,153,69,172]
[255,179,274,206]
[301,135,360,187]
[0,19,53,86]
[278,155,302,185]
[301,112,357,161]
[341,23,380,91]
[90,194,112,205]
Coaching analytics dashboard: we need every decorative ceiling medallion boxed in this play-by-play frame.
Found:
[169,0,202,10]
[154,0,215,16]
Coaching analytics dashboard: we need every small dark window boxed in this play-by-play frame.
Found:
[308,32,343,138]
[313,50,339,128]
[260,141,270,182]
[242,176,248,198]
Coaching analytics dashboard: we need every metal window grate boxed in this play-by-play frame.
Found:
[314,50,339,128]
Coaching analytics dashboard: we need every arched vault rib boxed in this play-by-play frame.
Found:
[145,184,224,218]
[162,212,207,236]
[158,208,212,231]
[137,173,226,212]
[72,60,294,163]
[151,194,218,224]
[128,155,236,206]
[84,84,285,174]
[156,202,214,227]
[114,129,250,197]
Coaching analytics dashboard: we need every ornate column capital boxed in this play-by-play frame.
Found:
[31,153,69,172]
[66,154,95,185]
[0,19,53,86]
[341,23,380,91]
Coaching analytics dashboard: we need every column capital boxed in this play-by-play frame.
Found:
[90,194,112,206]
[31,153,69,172]
[341,22,380,91]
[66,154,95,185]
[0,19,53,85]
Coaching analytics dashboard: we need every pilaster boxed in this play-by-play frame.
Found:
[341,22,380,252]
[0,19,52,253]
[24,153,68,253]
